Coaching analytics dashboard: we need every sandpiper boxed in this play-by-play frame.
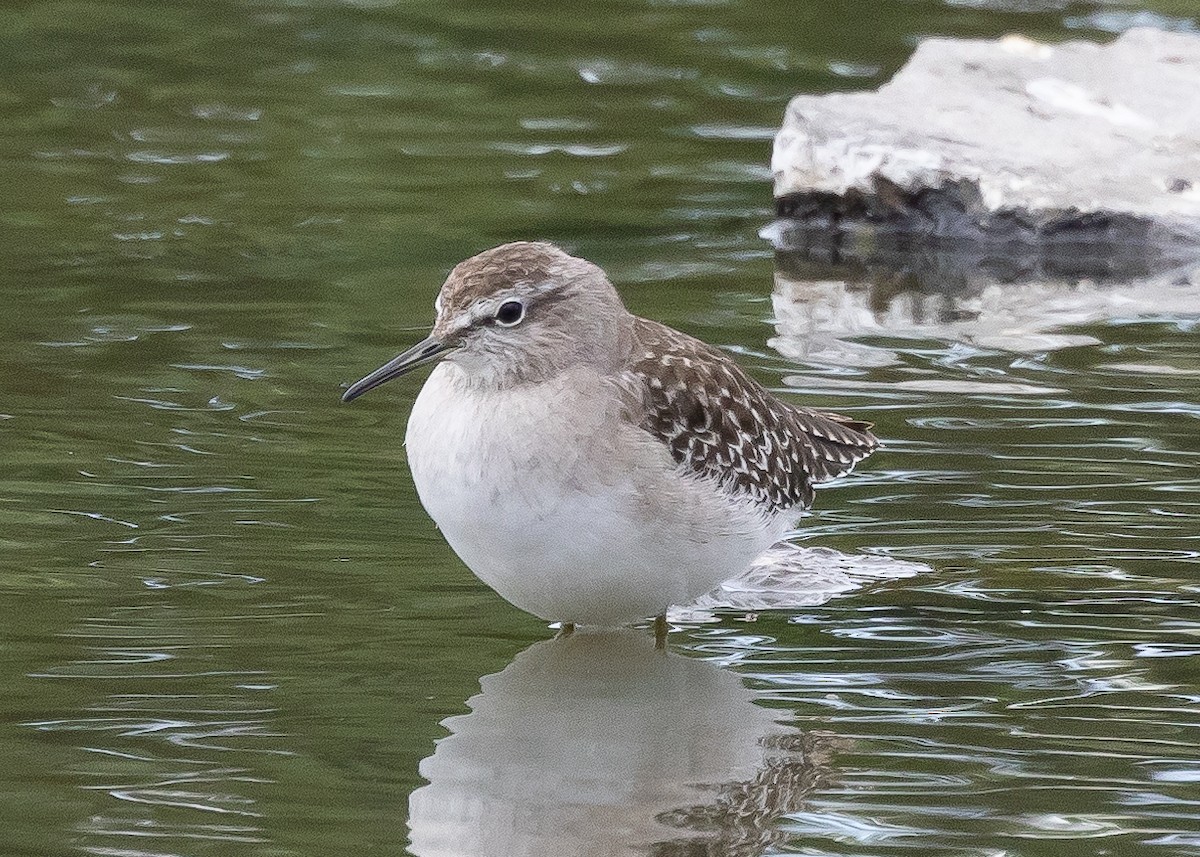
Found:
[342,242,878,630]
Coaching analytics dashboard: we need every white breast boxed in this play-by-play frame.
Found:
[404,362,786,625]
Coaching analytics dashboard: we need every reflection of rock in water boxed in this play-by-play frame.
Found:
[766,224,1200,364]
[408,630,839,857]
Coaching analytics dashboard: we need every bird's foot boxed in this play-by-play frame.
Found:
[653,613,668,650]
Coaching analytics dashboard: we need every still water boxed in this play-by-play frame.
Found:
[3,0,1199,855]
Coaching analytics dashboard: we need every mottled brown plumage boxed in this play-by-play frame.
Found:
[625,318,877,513]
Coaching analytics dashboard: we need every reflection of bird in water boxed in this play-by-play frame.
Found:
[407,630,842,857]
[650,730,840,857]
[342,242,877,633]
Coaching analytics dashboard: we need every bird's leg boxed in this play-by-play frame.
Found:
[653,613,668,650]
[556,622,576,639]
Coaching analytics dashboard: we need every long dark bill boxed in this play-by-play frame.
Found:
[341,335,453,403]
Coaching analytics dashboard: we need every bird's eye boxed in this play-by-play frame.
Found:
[495,300,525,326]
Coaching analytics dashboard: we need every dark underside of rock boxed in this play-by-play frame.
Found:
[768,178,1200,294]
[774,176,1161,248]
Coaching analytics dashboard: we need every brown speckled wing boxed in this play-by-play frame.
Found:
[625,318,878,513]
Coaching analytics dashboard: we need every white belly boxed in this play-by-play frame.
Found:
[404,363,786,625]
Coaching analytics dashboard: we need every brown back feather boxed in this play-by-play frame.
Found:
[625,318,878,513]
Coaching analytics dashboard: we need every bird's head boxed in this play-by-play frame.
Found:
[342,241,632,401]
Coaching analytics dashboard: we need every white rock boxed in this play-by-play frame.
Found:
[772,28,1200,243]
